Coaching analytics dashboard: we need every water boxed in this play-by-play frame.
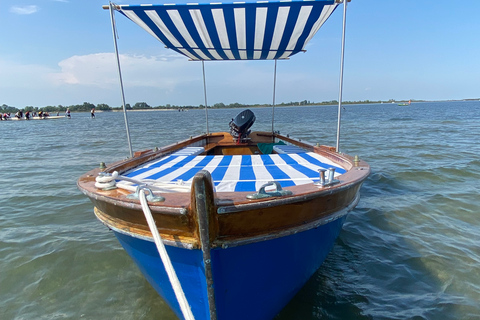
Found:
[1,101,479,319]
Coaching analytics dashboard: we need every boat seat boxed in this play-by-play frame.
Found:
[171,146,205,156]
[273,144,307,154]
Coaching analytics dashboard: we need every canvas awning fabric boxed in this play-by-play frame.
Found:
[115,0,338,61]
[117,152,346,193]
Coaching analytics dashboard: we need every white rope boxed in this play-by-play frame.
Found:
[95,171,191,192]
[117,176,190,193]
[94,180,117,189]
[96,171,119,182]
[138,188,195,320]
[117,182,190,193]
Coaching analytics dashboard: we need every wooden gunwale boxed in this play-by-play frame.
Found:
[94,206,198,249]
[91,187,362,249]
[77,131,370,249]
[216,192,361,248]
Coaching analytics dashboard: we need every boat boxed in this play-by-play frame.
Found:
[78,1,370,319]
[4,115,65,121]
[398,100,411,106]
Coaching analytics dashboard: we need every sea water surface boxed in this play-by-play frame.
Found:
[0,101,479,319]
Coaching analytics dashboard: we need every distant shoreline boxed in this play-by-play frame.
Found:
[2,99,478,114]
[106,99,479,112]
[111,108,176,112]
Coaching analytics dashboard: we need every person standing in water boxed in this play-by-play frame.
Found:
[65,108,71,118]
[91,108,95,119]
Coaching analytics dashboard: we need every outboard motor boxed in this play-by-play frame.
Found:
[229,109,256,143]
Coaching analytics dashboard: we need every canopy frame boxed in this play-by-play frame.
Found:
[107,0,338,61]
[109,2,134,158]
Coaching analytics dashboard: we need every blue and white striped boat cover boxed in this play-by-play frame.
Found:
[119,152,346,192]
[116,0,337,61]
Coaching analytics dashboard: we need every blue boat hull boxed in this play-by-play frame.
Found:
[114,214,347,320]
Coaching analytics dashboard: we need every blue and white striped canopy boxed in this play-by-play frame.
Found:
[116,0,338,60]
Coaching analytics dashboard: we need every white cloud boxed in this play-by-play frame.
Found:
[49,53,200,89]
[52,53,274,104]
[1,53,206,106]
[45,53,291,105]
[10,5,39,15]
[0,52,339,107]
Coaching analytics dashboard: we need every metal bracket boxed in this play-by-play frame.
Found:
[246,181,293,200]
[127,186,165,203]
[314,168,340,188]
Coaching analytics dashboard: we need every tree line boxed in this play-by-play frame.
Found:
[1,99,420,114]
[1,102,111,114]
[0,101,255,113]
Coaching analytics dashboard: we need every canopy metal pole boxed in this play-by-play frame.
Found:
[271,59,277,135]
[202,61,210,135]
[109,2,133,158]
[335,0,348,153]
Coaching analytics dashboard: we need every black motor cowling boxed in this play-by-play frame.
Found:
[229,109,256,141]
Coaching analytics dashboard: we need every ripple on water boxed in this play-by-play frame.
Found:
[1,104,480,319]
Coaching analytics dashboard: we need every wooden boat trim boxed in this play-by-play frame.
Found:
[191,171,218,319]
[94,207,197,249]
[78,185,189,215]
[92,190,360,250]
[216,167,367,213]
[78,130,370,249]
[85,131,354,176]
[216,192,360,248]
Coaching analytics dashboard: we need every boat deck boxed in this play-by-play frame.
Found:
[117,149,347,193]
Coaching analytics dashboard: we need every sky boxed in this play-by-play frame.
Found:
[1,0,479,109]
